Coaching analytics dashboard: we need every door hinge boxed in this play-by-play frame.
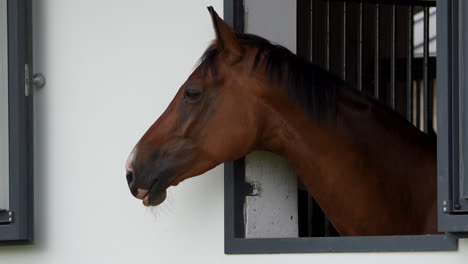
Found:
[0,209,13,224]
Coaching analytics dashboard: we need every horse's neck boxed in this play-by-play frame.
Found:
[260,87,437,236]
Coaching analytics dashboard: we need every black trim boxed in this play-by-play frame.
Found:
[226,235,456,254]
[224,0,246,252]
[223,0,244,35]
[296,0,310,61]
[0,0,34,244]
[330,0,436,7]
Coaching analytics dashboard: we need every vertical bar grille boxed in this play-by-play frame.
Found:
[298,0,437,237]
[342,2,347,80]
[390,5,396,109]
[309,0,314,63]
[374,4,380,99]
[423,7,429,133]
[407,6,413,122]
[326,0,330,71]
[357,2,363,91]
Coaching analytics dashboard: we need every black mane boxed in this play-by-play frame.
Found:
[199,33,345,121]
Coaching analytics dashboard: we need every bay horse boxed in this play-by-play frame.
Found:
[125,7,437,236]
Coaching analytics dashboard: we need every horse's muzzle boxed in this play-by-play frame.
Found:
[126,170,139,197]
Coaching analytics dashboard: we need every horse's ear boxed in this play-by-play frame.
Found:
[207,6,243,64]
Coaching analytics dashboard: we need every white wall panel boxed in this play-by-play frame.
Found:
[245,152,298,238]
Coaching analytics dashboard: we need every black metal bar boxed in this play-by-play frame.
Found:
[358,2,363,91]
[407,6,413,122]
[324,0,333,237]
[326,0,330,71]
[226,235,456,254]
[342,2,346,80]
[307,196,314,237]
[233,0,245,33]
[374,4,380,99]
[310,0,314,63]
[329,0,436,7]
[390,5,396,109]
[417,80,421,129]
[297,0,311,61]
[324,217,331,237]
[449,0,460,213]
[224,0,244,33]
[423,7,429,133]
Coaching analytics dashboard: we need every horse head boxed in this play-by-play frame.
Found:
[125,7,265,206]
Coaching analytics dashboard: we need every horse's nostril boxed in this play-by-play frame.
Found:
[126,170,134,185]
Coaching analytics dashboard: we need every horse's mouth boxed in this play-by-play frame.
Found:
[143,189,167,206]
[142,178,170,206]
[141,171,188,206]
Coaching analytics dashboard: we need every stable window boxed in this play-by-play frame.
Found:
[224,0,468,254]
[0,0,34,244]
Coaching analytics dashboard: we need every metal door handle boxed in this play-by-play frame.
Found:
[33,72,46,89]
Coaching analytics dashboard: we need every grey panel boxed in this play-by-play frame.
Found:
[0,0,8,211]
[460,0,468,200]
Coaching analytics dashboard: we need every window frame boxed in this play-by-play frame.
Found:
[225,161,456,254]
[437,0,468,232]
[223,0,462,254]
[0,0,34,245]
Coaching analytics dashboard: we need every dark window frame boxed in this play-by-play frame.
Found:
[0,0,34,245]
[437,0,468,232]
[224,0,465,254]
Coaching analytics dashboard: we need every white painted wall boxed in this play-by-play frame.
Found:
[245,152,298,238]
[245,0,296,51]
[0,1,467,263]
[0,0,9,210]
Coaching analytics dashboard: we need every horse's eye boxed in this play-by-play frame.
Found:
[184,88,202,102]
